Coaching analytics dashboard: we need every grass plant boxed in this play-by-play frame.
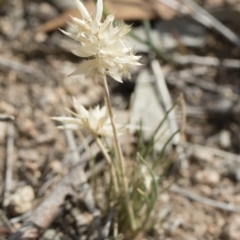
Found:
[52,0,180,238]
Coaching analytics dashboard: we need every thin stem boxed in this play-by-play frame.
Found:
[102,75,137,230]
[95,137,119,194]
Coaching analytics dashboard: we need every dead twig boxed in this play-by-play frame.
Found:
[180,0,240,46]
[167,68,238,101]
[156,0,189,14]
[102,204,115,239]
[158,0,240,46]
[8,145,100,240]
[185,142,240,163]
[151,59,180,145]
[173,54,240,69]
[0,209,15,233]
[10,211,32,224]
[0,115,15,122]
[3,123,14,209]
[171,185,240,213]
[10,161,107,225]
[0,56,36,74]
[37,136,92,198]
[64,130,103,239]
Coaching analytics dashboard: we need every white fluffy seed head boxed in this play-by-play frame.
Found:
[62,0,141,82]
[52,98,122,137]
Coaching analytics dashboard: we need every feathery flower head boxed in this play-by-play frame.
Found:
[52,98,122,137]
[61,0,141,82]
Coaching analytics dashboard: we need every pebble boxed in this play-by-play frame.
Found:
[194,169,220,185]
[191,149,212,162]
[17,118,38,138]
[34,32,47,43]
[219,130,231,149]
[42,229,60,240]
[38,2,58,21]
[19,149,39,162]
[49,160,62,173]
[222,215,240,239]
[8,185,35,215]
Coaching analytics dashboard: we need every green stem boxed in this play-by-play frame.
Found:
[102,75,137,230]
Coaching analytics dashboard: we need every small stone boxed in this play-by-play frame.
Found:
[42,229,59,240]
[19,149,39,162]
[191,149,212,162]
[222,215,240,239]
[199,185,212,195]
[194,169,220,185]
[0,101,16,115]
[25,161,39,171]
[49,160,62,173]
[159,193,170,203]
[34,32,47,43]
[17,118,38,138]
[8,186,35,215]
[228,161,240,181]
[219,130,231,149]
[12,223,21,231]
[38,3,58,21]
